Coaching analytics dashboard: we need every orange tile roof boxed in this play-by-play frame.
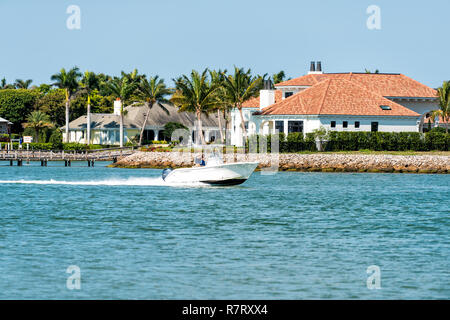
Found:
[275,73,438,98]
[242,90,283,108]
[260,79,420,117]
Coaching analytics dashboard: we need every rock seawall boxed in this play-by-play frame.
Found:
[112,152,450,174]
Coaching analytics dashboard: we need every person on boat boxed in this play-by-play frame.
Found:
[194,154,206,167]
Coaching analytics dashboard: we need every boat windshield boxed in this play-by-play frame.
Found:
[206,152,224,166]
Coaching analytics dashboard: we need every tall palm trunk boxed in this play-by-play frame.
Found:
[65,97,70,143]
[217,108,224,144]
[196,110,206,145]
[86,98,91,145]
[238,106,247,145]
[223,109,229,144]
[139,102,151,146]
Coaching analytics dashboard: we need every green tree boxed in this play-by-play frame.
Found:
[171,69,218,145]
[37,83,52,95]
[0,89,39,132]
[161,122,188,142]
[50,67,82,142]
[14,79,33,89]
[22,110,53,143]
[222,67,262,141]
[49,129,63,149]
[135,75,172,146]
[81,71,100,145]
[1,78,14,89]
[35,89,66,127]
[272,71,286,84]
[107,76,138,147]
[431,80,450,133]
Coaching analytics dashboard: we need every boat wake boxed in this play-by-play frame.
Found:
[0,177,209,187]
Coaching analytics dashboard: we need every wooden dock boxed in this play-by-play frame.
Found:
[0,147,136,166]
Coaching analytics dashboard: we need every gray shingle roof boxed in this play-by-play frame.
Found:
[64,103,223,130]
[0,117,12,124]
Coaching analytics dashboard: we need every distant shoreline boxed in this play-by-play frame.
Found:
[111,151,450,174]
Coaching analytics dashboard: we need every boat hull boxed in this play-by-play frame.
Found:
[163,162,259,186]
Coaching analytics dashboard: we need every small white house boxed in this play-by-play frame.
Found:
[230,62,439,146]
[0,117,12,135]
[63,99,223,145]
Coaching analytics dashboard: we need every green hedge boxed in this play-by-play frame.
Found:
[246,131,449,152]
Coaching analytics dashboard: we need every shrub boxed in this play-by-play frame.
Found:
[248,131,449,153]
[425,131,448,151]
[286,132,304,152]
[63,143,88,151]
[49,130,63,150]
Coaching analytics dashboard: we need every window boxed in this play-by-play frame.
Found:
[355,121,360,129]
[380,105,391,110]
[371,122,379,132]
[285,92,294,98]
[330,121,336,128]
[275,121,284,133]
[343,121,348,129]
[244,121,249,130]
[288,121,303,133]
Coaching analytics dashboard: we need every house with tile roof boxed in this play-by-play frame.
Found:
[63,99,223,145]
[230,62,439,146]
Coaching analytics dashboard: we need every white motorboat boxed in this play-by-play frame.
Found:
[162,155,258,186]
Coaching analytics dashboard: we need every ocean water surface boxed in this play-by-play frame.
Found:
[0,161,448,299]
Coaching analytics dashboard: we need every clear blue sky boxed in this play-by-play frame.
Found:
[0,0,448,88]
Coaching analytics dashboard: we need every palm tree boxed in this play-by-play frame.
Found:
[222,67,262,142]
[171,69,218,145]
[51,67,82,142]
[272,71,286,84]
[1,78,14,89]
[14,79,33,89]
[209,69,230,143]
[23,111,53,143]
[107,76,138,147]
[81,71,100,145]
[136,75,172,146]
[121,68,142,84]
[431,80,450,133]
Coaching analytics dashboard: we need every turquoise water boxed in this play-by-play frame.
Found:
[0,161,448,299]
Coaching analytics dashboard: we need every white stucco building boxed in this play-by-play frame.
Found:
[230,62,439,146]
[0,117,12,135]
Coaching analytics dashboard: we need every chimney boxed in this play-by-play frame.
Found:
[113,98,122,115]
[317,61,322,72]
[308,61,323,75]
[259,80,275,110]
